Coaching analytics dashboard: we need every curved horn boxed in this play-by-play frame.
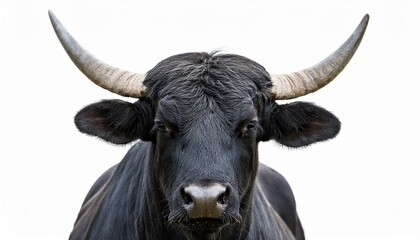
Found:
[48,10,146,98]
[270,14,369,100]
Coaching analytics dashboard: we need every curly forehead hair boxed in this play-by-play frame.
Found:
[144,51,273,102]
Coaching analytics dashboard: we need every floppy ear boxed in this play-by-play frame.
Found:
[74,98,154,144]
[259,101,341,147]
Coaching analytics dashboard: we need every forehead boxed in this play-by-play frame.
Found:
[144,52,272,102]
[156,94,256,123]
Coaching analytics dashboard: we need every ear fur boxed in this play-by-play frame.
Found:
[74,98,154,144]
[259,101,341,147]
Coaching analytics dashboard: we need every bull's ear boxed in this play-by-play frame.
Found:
[259,101,341,147]
[74,98,154,144]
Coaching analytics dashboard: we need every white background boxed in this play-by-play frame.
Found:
[1,0,419,239]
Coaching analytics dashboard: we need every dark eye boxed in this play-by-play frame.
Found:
[239,120,258,138]
[246,122,256,130]
[153,120,178,138]
[155,121,168,132]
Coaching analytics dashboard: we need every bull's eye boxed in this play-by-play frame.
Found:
[246,122,256,130]
[239,120,258,138]
[155,121,168,132]
[153,119,177,138]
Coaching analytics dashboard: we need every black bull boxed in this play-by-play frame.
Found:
[49,11,369,240]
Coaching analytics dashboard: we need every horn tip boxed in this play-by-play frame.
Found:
[361,14,370,27]
[48,9,59,28]
[48,9,55,19]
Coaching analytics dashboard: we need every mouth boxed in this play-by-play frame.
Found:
[180,218,229,240]
[169,210,242,235]
[183,218,226,233]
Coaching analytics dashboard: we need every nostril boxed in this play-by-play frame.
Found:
[217,186,230,205]
[181,188,193,205]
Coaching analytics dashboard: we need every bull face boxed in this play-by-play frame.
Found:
[49,10,368,238]
[153,98,252,233]
[146,54,266,234]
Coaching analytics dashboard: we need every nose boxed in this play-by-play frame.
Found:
[181,182,230,219]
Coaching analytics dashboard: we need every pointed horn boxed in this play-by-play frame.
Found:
[270,14,369,100]
[48,10,146,98]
